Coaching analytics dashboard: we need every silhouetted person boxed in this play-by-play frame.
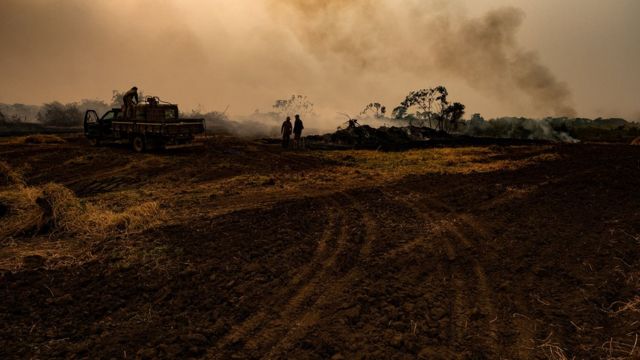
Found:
[123,86,139,119]
[281,116,292,149]
[293,114,304,149]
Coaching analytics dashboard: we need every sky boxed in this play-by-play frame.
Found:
[0,0,638,122]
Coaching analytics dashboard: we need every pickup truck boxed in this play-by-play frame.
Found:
[83,97,205,152]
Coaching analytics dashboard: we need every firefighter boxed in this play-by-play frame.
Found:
[281,116,293,149]
[293,114,304,149]
[122,86,139,118]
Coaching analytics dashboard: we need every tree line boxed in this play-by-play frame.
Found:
[0,91,129,127]
[361,86,466,132]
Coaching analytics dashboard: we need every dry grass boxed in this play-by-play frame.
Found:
[178,146,560,209]
[609,297,640,315]
[308,146,559,189]
[0,238,97,270]
[84,201,164,237]
[0,185,42,240]
[538,343,572,360]
[17,134,66,144]
[319,146,559,178]
[0,134,66,145]
[601,336,639,359]
[535,332,575,360]
[0,182,165,242]
[0,161,26,187]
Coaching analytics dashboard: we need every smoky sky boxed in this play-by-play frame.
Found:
[0,0,638,122]
[271,0,576,116]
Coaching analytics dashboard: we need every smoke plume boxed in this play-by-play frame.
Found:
[3,0,638,125]
[462,117,578,143]
[270,0,576,117]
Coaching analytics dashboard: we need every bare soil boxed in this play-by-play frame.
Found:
[1,135,639,359]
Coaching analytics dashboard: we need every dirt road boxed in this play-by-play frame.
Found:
[1,135,639,359]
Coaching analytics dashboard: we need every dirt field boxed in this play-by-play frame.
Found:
[1,135,640,359]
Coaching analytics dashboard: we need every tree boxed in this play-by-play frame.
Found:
[393,86,449,128]
[0,103,40,122]
[272,95,314,118]
[78,99,111,115]
[38,102,82,127]
[440,102,466,131]
[393,86,465,132]
[470,113,485,124]
[111,90,124,108]
[360,102,387,118]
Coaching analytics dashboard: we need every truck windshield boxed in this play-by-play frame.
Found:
[102,111,115,121]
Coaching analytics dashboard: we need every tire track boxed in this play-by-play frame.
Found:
[426,195,533,358]
[387,195,470,349]
[238,209,349,353]
[452,213,535,359]
[260,193,378,359]
[213,196,341,353]
[440,217,500,345]
[386,192,504,356]
[214,188,522,358]
[383,189,537,357]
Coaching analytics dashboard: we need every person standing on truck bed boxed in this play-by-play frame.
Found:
[281,116,293,149]
[293,114,304,149]
[123,86,139,119]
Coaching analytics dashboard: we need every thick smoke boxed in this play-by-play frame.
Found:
[462,117,578,143]
[3,0,637,130]
[431,8,576,117]
[271,0,576,117]
[0,0,209,106]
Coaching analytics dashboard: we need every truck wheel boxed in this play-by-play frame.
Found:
[132,135,146,153]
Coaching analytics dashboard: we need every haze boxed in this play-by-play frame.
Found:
[0,0,638,121]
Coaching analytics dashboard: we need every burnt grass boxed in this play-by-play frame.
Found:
[1,135,640,359]
[305,125,550,151]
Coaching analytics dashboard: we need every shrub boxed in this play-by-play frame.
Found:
[38,102,82,127]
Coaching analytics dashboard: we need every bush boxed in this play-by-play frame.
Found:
[38,102,82,127]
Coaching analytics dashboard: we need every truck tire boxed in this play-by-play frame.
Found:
[132,135,146,153]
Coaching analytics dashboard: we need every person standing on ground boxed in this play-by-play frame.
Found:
[293,114,304,149]
[281,116,293,149]
[122,86,139,118]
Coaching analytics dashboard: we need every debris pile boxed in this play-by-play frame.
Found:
[307,125,446,149]
[632,137,640,146]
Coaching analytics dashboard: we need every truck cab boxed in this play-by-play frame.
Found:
[84,98,205,152]
[84,108,121,145]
